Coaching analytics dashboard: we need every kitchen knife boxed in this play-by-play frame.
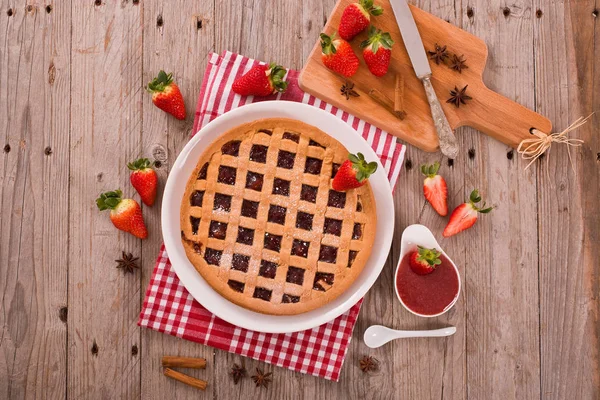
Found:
[389,0,459,158]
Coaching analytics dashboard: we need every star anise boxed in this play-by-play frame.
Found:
[359,355,379,373]
[230,361,247,384]
[340,80,360,100]
[251,368,273,388]
[115,251,139,274]
[427,43,449,65]
[446,85,472,108]
[448,54,468,73]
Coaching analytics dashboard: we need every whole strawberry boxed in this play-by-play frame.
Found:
[332,152,378,191]
[147,70,186,120]
[320,33,360,78]
[421,161,447,216]
[232,63,288,96]
[361,26,394,77]
[339,0,384,41]
[128,158,158,206]
[409,246,442,275]
[96,190,148,239]
[443,189,493,238]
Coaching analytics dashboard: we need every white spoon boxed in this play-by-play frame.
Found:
[363,325,457,348]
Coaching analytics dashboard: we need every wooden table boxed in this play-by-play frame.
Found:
[1,1,598,399]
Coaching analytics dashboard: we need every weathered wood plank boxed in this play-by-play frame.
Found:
[68,1,143,398]
[459,1,542,399]
[534,1,599,398]
[139,0,216,397]
[389,2,467,399]
[0,1,70,399]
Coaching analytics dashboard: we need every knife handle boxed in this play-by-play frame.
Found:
[421,76,459,158]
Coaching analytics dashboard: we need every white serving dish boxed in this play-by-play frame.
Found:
[394,224,461,318]
[162,101,395,333]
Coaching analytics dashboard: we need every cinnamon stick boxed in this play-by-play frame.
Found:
[394,74,407,119]
[368,89,406,120]
[163,368,208,390]
[162,356,207,369]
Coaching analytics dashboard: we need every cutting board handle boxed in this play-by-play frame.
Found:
[461,83,553,149]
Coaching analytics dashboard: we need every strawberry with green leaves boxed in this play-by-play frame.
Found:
[332,152,378,191]
[409,246,442,275]
[96,190,148,239]
[147,70,186,120]
[232,63,288,96]
[339,0,384,41]
[128,158,158,207]
[361,26,394,77]
[443,189,493,237]
[320,33,360,78]
[421,161,447,216]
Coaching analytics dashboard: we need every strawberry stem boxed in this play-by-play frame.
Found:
[147,70,174,93]
[127,158,152,171]
[96,190,123,211]
[360,25,394,53]
[416,245,442,266]
[468,189,494,213]
[320,33,337,55]
[420,161,440,178]
[348,152,378,182]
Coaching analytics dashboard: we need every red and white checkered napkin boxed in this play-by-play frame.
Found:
[138,51,405,381]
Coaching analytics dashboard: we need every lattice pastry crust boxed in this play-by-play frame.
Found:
[180,118,377,315]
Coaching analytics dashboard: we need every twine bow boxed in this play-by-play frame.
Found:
[517,114,594,171]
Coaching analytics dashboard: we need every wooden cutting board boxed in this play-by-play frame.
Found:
[298,0,552,153]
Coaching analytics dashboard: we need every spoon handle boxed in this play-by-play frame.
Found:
[394,327,456,339]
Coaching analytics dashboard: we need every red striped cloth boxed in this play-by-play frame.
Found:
[138,51,405,381]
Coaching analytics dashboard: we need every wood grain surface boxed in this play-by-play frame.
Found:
[0,1,598,399]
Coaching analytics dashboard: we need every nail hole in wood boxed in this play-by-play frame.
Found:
[59,306,68,323]
[131,345,138,356]
[96,172,103,182]
[132,0,139,4]
[26,4,33,12]
[91,340,99,356]
[154,160,162,168]
[468,148,476,159]
[535,9,543,18]
[94,0,101,6]
[156,14,163,27]
[466,7,474,18]
[46,5,52,13]
[7,8,13,16]
[3,144,10,153]
[447,159,454,167]
[592,9,598,18]
[502,7,510,17]
[44,146,52,155]
[507,150,514,160]
[196,17,202,29]
[404,159,412,170]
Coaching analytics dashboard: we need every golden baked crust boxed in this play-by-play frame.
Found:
[180,118,376,315]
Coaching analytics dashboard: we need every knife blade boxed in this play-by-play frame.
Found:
[389,0,431,79]
[389,0,459,158]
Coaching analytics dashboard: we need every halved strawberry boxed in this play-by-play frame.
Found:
[332,152,378,191]
[409,246,442,275]
[232,63,288,96]
[147,71,186,120]
[421,161,448,216]
[443,189,493,238]
[128,158,158,206]
[96,190,148,239]
[361,26,394,77]
[320,33,360,78]
[339,0,384,41]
